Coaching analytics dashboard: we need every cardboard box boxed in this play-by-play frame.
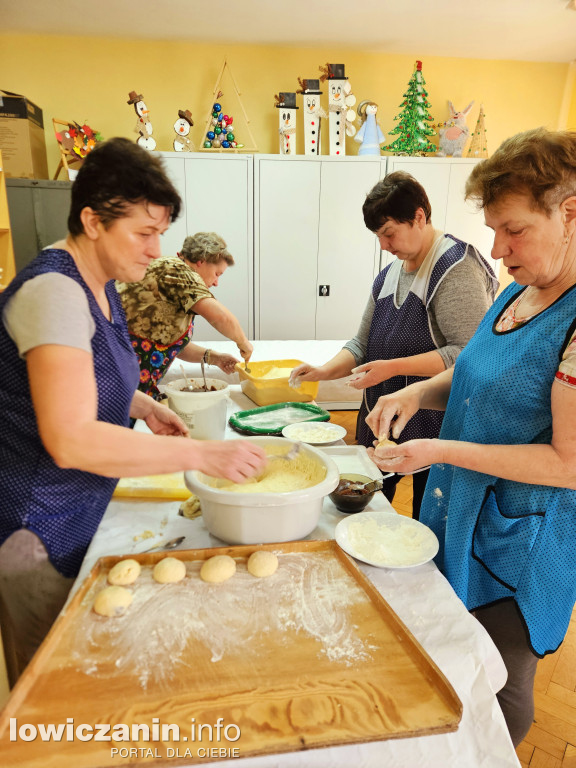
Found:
[0,90,49,179]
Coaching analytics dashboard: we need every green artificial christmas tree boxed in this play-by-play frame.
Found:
[383,61,436,156]
[467,104,489,158]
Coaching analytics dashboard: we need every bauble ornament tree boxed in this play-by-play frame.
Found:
[383,61,436,156]
[203,91,242,150]
[200,59,258,152]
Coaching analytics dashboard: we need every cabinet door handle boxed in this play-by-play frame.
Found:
[319,285,330,296]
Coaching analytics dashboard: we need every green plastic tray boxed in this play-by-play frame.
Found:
[229,402,331,436]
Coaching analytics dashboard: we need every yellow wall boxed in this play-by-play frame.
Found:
[0,33,571,178]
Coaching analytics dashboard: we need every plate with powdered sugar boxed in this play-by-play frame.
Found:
[335,511,439,569]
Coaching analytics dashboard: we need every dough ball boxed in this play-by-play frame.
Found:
[179,494,201,519]
[93,586,133,617]
[153,557,186,584]
[247,550,279,578]
[377,437,396,448]
[200,555,236,584]
[107,558,141,586]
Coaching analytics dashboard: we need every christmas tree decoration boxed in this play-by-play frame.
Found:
[173,109,195,152]
[319,63,356,155]
[127,90,156,151]
[274,92,298,155]
[383,61,436,156]
[355,101,385,156]
[200,60,257,152]
[467,104,489,158]
[296,78,326,156]
[437,101,474,157]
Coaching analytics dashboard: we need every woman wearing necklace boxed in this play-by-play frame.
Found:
[292,171,498,518]
[368,128,576,747]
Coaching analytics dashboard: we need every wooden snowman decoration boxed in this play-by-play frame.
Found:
[320,64,354,156]
[297,78,325,156]
[173,109,195,152]
[127,91,156,151]
[274,92,298,155]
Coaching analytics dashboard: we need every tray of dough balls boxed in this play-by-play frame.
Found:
[0,541,461,768]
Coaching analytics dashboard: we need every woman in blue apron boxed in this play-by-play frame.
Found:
[368,128,576,747]
[292,172,497,518]
[0,138,266,685]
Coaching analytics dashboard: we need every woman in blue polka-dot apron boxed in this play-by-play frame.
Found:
[368,129,576,748]
[0,139,266,687]
[291,172,497,519]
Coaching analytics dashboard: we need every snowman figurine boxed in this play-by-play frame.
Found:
[173,109,195,152]
[297,78,326,156]
[127,90,156,151]
[274,92,298,155]
[319,64,355,156]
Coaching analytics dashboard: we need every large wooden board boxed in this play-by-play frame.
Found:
[0,541,462,767]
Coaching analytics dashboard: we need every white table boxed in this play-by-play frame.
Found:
[75,400,520,768]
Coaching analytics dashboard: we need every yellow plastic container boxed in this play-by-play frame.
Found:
[235,359,319,406]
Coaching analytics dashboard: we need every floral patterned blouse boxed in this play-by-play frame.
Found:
[495,288,576,389]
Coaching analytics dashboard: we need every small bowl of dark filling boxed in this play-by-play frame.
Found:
[329,473,379,513]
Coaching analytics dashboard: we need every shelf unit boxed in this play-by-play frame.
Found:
[0,151,16,290]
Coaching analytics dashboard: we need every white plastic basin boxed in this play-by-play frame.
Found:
[184,436,339,544]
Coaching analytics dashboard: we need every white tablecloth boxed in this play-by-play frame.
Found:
[75,434,520,767]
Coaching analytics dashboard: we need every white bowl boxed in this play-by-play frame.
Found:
[281,421,347,445]
[184,436,339,544]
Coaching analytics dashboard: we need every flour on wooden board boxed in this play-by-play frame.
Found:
[72,553,374,689]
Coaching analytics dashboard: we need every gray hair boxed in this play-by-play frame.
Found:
[180,232,234,266]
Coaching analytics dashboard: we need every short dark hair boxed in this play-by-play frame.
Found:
[466,127,576,214]
[68,137,182,236]
[362,171,432,232]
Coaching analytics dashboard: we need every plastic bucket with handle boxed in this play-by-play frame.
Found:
[163,378,230,440]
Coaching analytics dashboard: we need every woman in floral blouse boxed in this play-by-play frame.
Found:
[117,232,252,400]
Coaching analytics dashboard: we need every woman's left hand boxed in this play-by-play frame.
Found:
[348,360,397,390]
[213,352,239,375]
[367,438,441,474]
[145,402,189,437]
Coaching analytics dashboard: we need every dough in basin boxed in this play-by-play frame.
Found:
[108,558,141,586]
[153,557,186,584]
[200,555,236,583]
[247,550,278,578]
[93,585,133,617]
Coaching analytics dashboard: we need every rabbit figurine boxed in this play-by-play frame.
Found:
[437,101,474,157]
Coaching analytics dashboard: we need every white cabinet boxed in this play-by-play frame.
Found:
[159,152,254,341]
[254,156,385,340]
[159,153,496,346]
[385,157,496,272]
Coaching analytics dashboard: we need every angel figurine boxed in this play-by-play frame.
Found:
[355,101,385,156]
